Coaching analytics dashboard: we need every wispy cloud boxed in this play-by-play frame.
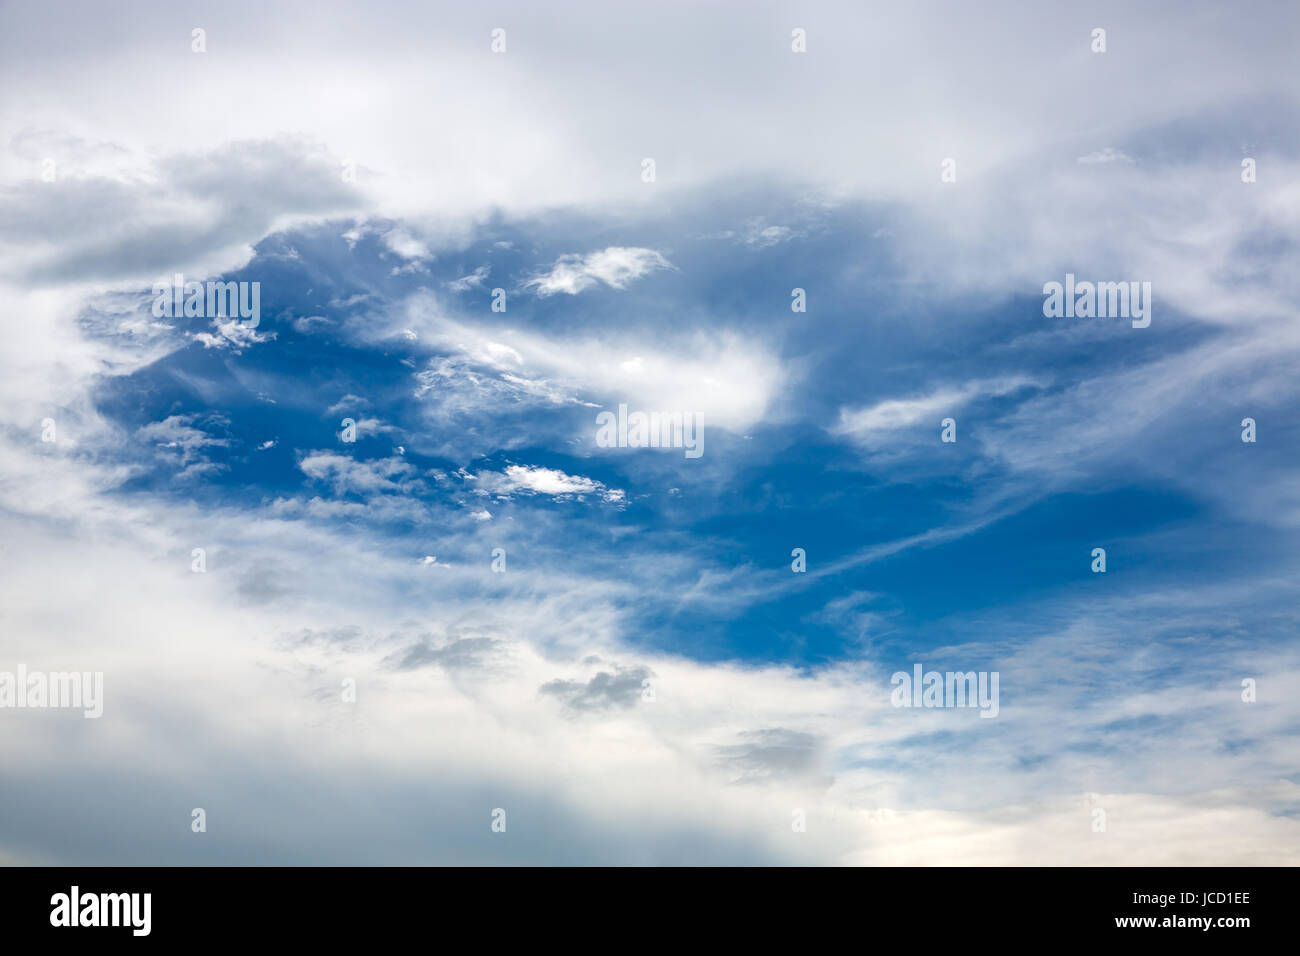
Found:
[523,246,673,296]
[835,377,1039,446]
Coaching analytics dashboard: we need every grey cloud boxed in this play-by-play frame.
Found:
[715,728,827,784]
[388,636,503,672]
[0,137,363,285]
[287,625,364,648]
[540,664,653,712]
[0,753,794,866]
[235,565,295,606]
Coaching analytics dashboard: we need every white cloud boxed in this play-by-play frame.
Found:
[291,314,330,333]
[523,247,672,296]
[193,318,276,351]
[401,305,789,436]
[298,452,417,495]
[835,377,1038,445]
[1,0,1297,867]
[476,464,622,502]
[446,264,490,292]
[0,411,1297,864]
[1076,146,1135,165]
[137,414,230,465]
[707,219,804,248]
[326,394,368,415]
[382,227,431,262]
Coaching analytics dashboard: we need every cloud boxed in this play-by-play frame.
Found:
[298,452,417,495]
[707,218,805,248]
[400,307,789,437]
[2,0,1298,868]
[135,414,231,479]
[1076,147,1135,165]
[523,247,672,296]
[446,265,490,292]
[381,227,431,262]
[714,729,827,784]
[475,464,623,502]
[413,354,591,422]
[388,636,504,671]
[193,318,276,352]
[0,435,1297,864]
[835,377,1039,446]
[0,137,363,287]
[291,314,330,333]
[540,664,655,712]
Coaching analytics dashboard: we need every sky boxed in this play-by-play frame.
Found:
[0,0,1298,864]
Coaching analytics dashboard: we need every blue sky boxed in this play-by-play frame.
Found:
[87,204,1294,667]
[0,0,1298,864]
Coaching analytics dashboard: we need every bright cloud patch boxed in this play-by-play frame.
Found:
[404,308,787,435]
[475,464,623,502]
[524,246,672,296]
[835,377,1039,445]
[193,318,276,351]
